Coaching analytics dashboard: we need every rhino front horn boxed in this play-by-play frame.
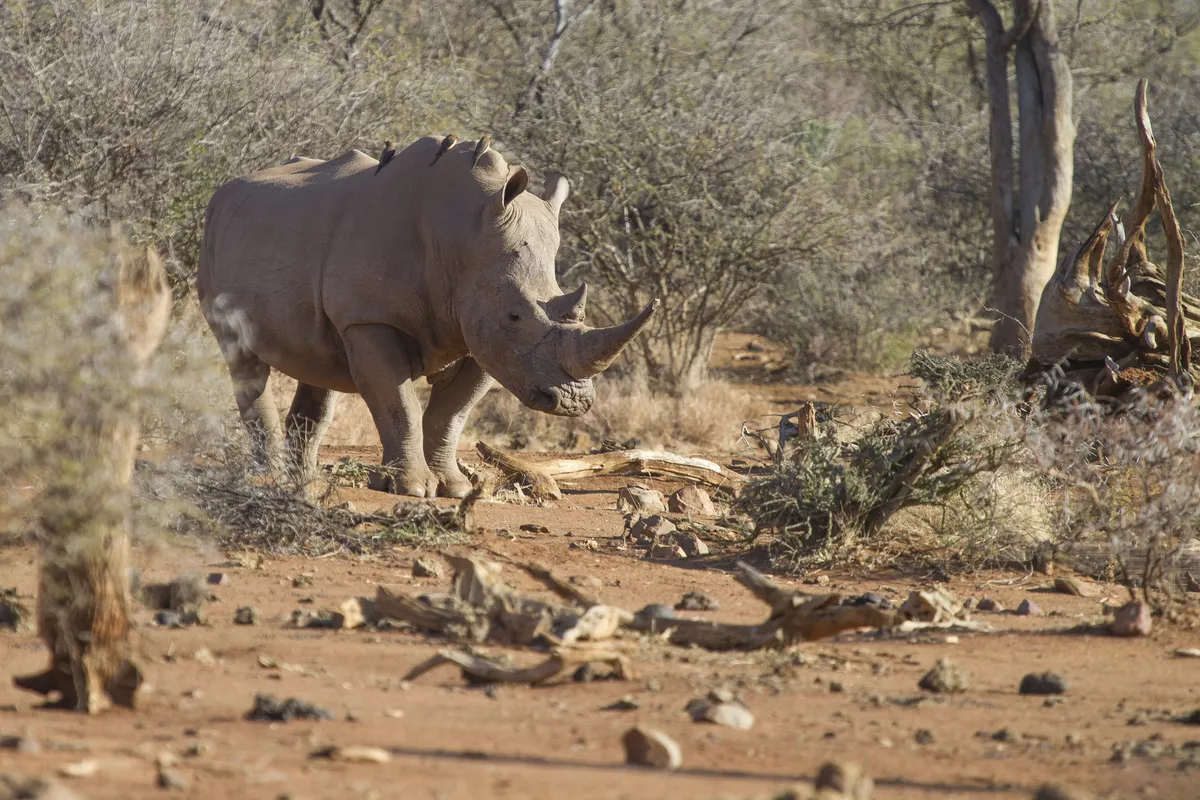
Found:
[564,299,660,379]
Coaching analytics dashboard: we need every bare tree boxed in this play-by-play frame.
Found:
[968,0,1074,356]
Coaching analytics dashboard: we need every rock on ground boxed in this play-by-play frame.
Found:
[617,486,666,514]
[685,691,754,730]
[0,774,83,800]
[628,514,675,545]
[622,726,682,770]
[918,658,969,694]
[667,485,716,516]
[1019,672,1069,696]
[1032,783,1096,800]
[245,694,334,722]
[233,606,260,625]
[976,598,1003,612]
[815,761,873,799]
[412,556,444,579]
[1110,600,1152,637]
[675,590,719,611]
[1016,599,1044,616]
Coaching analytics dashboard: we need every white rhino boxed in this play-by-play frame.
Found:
[198,136,657,497]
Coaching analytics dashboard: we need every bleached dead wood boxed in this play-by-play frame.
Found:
[1031,79,1196,387]
[476,441,745,496]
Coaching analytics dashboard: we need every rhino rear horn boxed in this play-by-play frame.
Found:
[541,172,570,215]
[548,282,587,323]
[564,299,660,379]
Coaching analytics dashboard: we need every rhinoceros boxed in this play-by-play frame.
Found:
[198,136,657,497]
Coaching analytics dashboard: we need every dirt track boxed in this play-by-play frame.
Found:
[3,458,1200,800]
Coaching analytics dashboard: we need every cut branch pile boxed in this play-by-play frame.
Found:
[1030,79,1194,395]
[476,442,745,501]
[381,555,967,685]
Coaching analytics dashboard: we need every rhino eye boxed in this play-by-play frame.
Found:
[508,313,521,322]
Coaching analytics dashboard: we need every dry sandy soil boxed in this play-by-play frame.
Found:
[4,448,1200,800]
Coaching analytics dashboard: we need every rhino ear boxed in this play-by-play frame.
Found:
[493,165,528,215]
[541,172,570,215]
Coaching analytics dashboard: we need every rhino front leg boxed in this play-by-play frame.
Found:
[341,324,437,497]
[424,358,494,497]
[228,355,284,471]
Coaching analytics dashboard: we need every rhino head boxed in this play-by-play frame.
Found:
[456,164,657,416]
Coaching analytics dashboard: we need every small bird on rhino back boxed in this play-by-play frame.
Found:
[429,134,459,166]
[471,135,492,169]
[374,140,396,175]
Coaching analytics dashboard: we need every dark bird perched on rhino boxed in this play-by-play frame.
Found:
[374,140,395,174]
[198,136,658,497]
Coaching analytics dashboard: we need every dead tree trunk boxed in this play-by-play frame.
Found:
[969,0,1075,357]
[1030,80,1193,392]
[13,247,171,712]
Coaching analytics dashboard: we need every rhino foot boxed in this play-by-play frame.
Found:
[433,468,474,499]
[369,465,438,497]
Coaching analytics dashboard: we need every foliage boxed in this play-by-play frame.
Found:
[907,349,1020,399]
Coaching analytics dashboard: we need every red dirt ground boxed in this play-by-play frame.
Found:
[4,448,1200,800]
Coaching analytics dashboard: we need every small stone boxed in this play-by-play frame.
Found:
[622,726,681,770]
[1053,575,1098,597]
[57,760,98,778]
[1110,600,1152,637]
[1032,783,1097,800]
[412,557,444,579]
[675,591,719,611]
[233,606,260,625]
[618,486,666,514]
[570,538,601,552]
[646,542,687,560]
[672,531,709,558]
[667,485,716,516]
[0,776,82,800]
[914,728,935,745]
[918,658,969,694]
[851,592,891,609]
[636,603,676,622]
[628,515,676,545]
[157,764,191,790]
[976,597,1003,612]
[154,610,183,628]
[311,745,391,764]
[828,681,844,693]
[333,597,369,629]
[1019,671,1069,695]
[602,697,640,711]
[805,574,831,587]
[292,574,314,588]
[645,679,663,692]
[1016,599,1043,616]
[991,727,1021,742]
[686,698,754,730]
[206,572,230,586]
[245,693,334,722]
[518,523,550,533]
[814,761,873,800]
[193,648,216,665]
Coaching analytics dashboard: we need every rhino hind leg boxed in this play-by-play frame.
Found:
[285,383,339,486]
[228,354,284,471]
[424,358,494,498]
[341,324,438,497]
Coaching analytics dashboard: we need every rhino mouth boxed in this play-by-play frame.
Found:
[524,378,595,417]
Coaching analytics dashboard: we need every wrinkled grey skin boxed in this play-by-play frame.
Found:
[197,136,657,497]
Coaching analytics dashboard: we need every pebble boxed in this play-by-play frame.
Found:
[233,606,260,625]
[1110,600,1151,637]
[645,542,686,560]
[975,598,1003,612]
[672,531,709,558]
[667,485,715,516]
[636,603,677,621]
[245,693,334,722]
[686,697,754,730]
[628,515,676,545]
[622,726,681,770]
[914,728,934,745]
[412,557,444,579]
[206,572,230,586]
[814,761,873,799]
[602,697,640,711]
[918,658,969,694]
[617,486,666,514]
[1016,599,1043,616]
[1019,671,1069,696]
[1032,783,1097,800]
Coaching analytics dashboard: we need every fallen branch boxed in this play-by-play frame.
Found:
[476,442,745,494]
[403,646,632,684]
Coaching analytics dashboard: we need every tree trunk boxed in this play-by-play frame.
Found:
[970,0,1074,357]
[13,247,171,712]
